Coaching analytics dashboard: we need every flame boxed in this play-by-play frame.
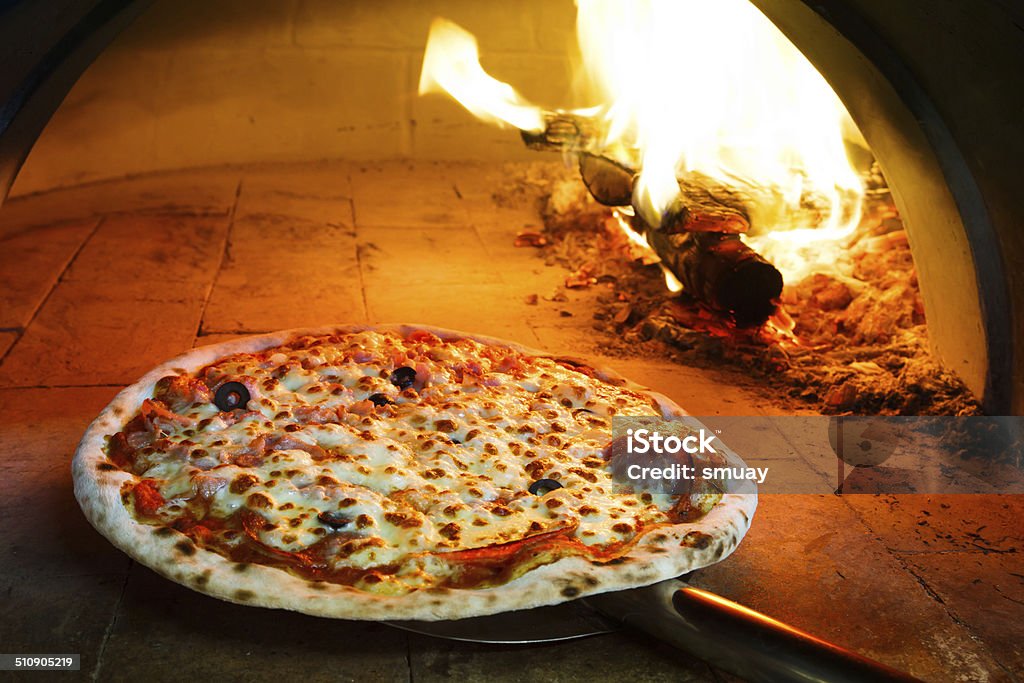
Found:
[419,18,545,132]
[573,0,863,238]
[419,1,867,285]
[609,208,684,292]
[611,208,652,250]
[661,265,684,293]
[765,305,800,348]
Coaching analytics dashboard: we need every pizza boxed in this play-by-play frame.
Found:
[72,324,755,620]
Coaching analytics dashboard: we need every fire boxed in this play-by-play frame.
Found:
[418,19,545,133]
[608,208,685,292]
[419,0,866,285]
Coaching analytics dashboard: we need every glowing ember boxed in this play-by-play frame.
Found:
[763,305,801,349]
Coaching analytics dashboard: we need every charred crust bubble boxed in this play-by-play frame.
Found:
[234,589,255,602]
[97,463,117,472]
[389,366,417,390]
[681,531,713,550]
[174,540,196,556]
[154,527,176,538]
[214,381,251,411]
[233,563,251,573]
[561,586,580,598]
[528,478,563,496]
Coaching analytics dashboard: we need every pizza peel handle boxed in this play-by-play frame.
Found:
[585,581,922,683]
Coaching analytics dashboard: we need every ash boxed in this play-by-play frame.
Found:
[496,162,981,416]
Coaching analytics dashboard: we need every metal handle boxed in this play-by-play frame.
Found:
[586,581,921,683]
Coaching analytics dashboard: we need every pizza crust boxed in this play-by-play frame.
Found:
[72,323,756,621]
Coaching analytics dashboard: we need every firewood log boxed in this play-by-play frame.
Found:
[643,224,783,327]
[524,117,782,326]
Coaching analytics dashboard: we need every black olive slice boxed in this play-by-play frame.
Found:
[213,381,251,411]
[317,510,351,529]
[389,366,417,390]
[528,478,564,496]
[367,393,393,407]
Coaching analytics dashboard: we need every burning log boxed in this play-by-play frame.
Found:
[520,112,599,153]
[578,154,751,234]
[522,116,783,326]
[573,152,780,326]
[644,227,783,327]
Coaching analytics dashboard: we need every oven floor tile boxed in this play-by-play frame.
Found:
[0,220,97,329]
[0,279,208,387]
[691,494,1010,680]
[65,213,230,286]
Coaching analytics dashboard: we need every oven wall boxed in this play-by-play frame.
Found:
[10,0,579,196]
[841,0,1023,413]
[754,0,1023,412]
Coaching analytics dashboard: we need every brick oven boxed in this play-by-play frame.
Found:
[0,1,1021,681]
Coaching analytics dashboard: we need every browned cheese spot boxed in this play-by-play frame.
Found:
[247,492,273,509]
[230,473,259,494]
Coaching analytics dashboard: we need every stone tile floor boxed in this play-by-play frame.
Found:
[0,161,1020,681]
